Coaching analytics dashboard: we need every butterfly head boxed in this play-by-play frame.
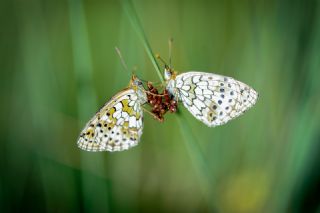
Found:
[130,75,144,89]
[130,75,148,103]
[164,65,177,81]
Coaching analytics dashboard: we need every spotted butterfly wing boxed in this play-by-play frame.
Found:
[166,71,258,127]
[77,87,146,152]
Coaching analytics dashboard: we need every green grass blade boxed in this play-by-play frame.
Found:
[176,113,217,211]
[121,0,214,207]
[121,0,163,82]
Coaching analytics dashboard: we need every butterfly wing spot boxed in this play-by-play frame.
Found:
[207,109,217,122]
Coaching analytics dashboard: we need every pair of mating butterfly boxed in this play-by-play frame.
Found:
[77,51,259,152]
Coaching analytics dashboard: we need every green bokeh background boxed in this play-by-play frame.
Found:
[1,0,320,212]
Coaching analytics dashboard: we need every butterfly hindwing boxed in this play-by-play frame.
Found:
[77,89,144,152]
[171,72,258,127]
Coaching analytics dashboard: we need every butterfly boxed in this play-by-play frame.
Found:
[164,67,259,127]
[77,75,147,152]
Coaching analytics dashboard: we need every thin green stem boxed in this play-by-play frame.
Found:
[176,112,217,211]
[121,0,164,82]
[121,0,215,208]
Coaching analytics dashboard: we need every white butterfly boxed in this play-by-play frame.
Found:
[164,68,258,127]
[77,75,147,152]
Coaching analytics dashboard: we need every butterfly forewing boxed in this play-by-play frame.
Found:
[170,72,258,127]
[77,89,145,152]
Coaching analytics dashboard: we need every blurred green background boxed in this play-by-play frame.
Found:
[1,0,320,212]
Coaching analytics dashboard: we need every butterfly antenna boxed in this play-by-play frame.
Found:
[132,65,138,75]
[168,37,173,69]
[155,54,169,70]
[115,47,131,76]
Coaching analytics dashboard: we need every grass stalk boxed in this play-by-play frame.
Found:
[121,0,214,207]
[176,113,216,210]
[121,0,164,82]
